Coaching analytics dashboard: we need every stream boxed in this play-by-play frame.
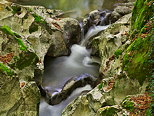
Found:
[14,0,126,116]
[40,25,109,116]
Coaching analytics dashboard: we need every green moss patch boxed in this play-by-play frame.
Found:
[114,49,123,58]
[123,0,154,85]
[123,34,153,84]
[0,25,28,51]
[14,51,38,70]
[131,0,153,37]
[122,99,135,111]
[98,82,103,90]
[32,13,46,24]
[0,63,14,76]
[98,106,119,116]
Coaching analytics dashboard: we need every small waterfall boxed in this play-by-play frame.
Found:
[80,25,109,46]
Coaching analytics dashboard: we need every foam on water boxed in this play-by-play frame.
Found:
[81,25,109,46]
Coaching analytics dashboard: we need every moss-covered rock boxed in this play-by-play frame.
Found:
[123,0,154,85]
[121,94,151,115]
[96,105,120,116]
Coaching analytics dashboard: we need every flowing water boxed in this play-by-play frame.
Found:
[39,24,109,116]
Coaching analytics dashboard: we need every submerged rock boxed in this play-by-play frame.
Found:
[45,73,98,105]
[82,10,111,35]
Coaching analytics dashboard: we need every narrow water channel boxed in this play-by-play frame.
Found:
[40,24,109,116]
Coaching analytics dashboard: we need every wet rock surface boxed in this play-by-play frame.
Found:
[81,1,134,36]
[44,73,99,105]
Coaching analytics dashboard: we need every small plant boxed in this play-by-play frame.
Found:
[98,82,103,90]
[0,25,28,51]
[32,13,46,24]
[0,63,14,76]
[114,49,123,58]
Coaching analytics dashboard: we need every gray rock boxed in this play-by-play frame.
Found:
[82,10,111,34]
[109,2,134,23]
[62,76,148,116]
[46,73,98,105]
[115,6,132,15]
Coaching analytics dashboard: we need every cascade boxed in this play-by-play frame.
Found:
[39,14,109,115]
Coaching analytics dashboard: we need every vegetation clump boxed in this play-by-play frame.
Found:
[32,13,46,24]
[0,25,28,51]
[0,62,14,76]
[114,49,123,58]
[123,0,154,85]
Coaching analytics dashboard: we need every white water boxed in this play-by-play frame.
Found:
[39,85,92,116]
[39,25,109,116]
[42,44,99,89]
[81,25,109,46]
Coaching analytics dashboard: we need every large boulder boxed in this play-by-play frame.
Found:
[45,73,98,105]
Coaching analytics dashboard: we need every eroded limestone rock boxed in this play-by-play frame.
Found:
[0,1,81,115]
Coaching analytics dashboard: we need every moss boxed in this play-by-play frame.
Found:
[122,99,134,111]
[0,25,14,36]
[131,0,153,37]
[146,108,152,116]
[29,23,39,34]
[0,25,28,51]
[32,13,46,24]
[0,63,14,76]
[127,38,143,51]
[11,5,21,15]
[123,33,153,84]
[15,37,28,51]
[98,106,118,116]
[123,0,154,85]
[123,54,129,66]
[98,82,103,90]
[14,51,38,70]
[114,49,123,58]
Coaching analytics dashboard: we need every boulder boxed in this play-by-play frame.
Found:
[45,73,98,105]
[109,2,134,23]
